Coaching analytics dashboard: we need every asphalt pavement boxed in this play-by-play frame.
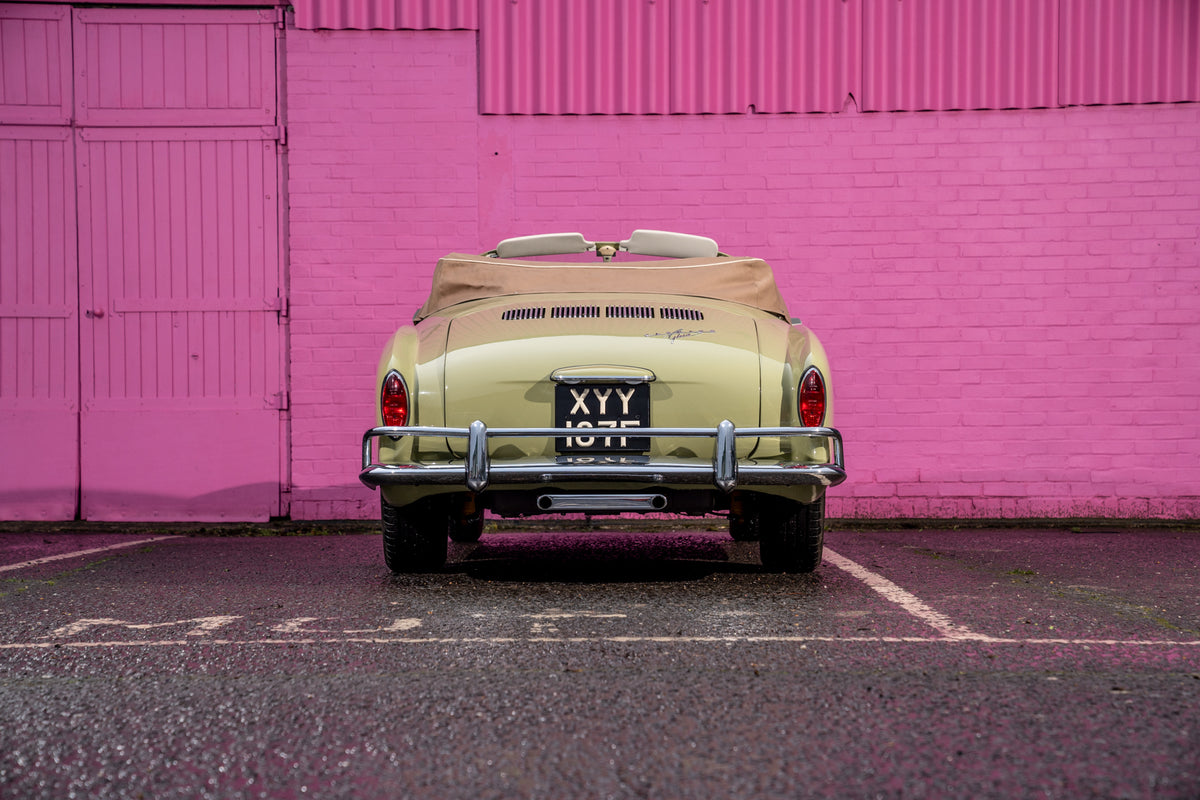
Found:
[1,522,1197,799]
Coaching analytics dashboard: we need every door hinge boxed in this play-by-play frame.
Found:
[271,391,290,411]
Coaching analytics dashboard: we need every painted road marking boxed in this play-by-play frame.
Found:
[0,536,180,573]
[822,547,994,641]
[1,542,1196,651]
[46,616,241,638]
[269,618,424,634]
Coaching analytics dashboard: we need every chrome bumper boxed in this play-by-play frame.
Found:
[360,420,845,494]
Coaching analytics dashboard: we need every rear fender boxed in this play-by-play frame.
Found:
[374,319,452,506]
[751,319,834,504]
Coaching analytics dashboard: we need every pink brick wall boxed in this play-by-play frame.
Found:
[286,29,1200,521]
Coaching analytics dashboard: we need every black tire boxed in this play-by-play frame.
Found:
[759,495,825,573]
[381,497,448,573]
[448,509,484,543]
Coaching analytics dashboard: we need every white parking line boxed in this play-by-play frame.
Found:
[1,635,1197,651]
[0,536,180,573]
[822,547,994,641]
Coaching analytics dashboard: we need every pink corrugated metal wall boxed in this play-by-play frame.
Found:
[668,0,859,114]
[292,0,477,30]
[478,0,1199,114]
[1061,0,1200,106]
[862,0,1059,111]
[480,0,857,114]
[480,0,671,115]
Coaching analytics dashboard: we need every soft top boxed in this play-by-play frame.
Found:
[414,253,791,323]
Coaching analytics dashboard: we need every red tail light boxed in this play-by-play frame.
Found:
[799,367,826,427]
[381,371,409,427]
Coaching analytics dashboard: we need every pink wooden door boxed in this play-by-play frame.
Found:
[74,8,285,520]
[0,4,78,519]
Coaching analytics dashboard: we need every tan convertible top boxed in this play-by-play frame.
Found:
[414,253,791,322]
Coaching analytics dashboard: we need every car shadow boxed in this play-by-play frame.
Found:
[442,531,764,583]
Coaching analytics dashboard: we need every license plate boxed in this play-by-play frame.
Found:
[556,454,650,465]
[555,383,650,453]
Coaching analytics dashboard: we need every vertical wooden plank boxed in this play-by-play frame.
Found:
[200,139,218,397]
[162,22,187,110]
[141,23,165,110]
[29,138,48,399]
[184,137,203,398]
[1,14,29,104]
[46,136,69,402]
[184,22,206,112]
[206,23,230,111]
[168,138,188,400]
[227,22,251,111]
[118,20,141,112]
[76,131,96,411]
[96,23,122,112]
[153,138,172,400]
[119,139,138,400]
[216,138,233,397]
[231,139,251,397]
[135,138,156,400]
[94,138,115,402]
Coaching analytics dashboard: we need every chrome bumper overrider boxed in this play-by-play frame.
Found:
[360,420,845,494]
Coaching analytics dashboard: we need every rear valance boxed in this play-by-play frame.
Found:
[414,254,791,323]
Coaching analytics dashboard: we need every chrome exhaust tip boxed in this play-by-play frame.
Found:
[537,494,668,512]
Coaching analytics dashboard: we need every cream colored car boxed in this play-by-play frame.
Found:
[360,231,845,573]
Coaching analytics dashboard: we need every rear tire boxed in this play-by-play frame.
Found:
[759,495,825,573]
[381,497,448,573]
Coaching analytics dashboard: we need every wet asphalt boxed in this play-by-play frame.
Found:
[1,523,1197,799]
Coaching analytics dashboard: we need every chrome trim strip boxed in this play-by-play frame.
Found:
[550,366,656,384]
[360,421,845,493]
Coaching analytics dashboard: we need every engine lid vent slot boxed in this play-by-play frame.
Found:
[606,305,654,319]
[660,307,704,321]
[501,307,547,321]
[551,305,601,319]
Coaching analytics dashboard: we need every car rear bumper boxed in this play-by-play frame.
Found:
[360,420,845,494]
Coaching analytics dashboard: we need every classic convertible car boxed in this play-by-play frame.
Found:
[360,230,845,573]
